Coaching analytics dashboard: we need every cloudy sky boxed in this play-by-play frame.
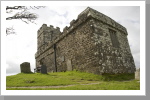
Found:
[5,6,140,76]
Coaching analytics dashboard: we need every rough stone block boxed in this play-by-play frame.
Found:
[70,19,75,25]
[135,68,140,80]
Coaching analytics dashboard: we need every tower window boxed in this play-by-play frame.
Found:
[109,29,119,48]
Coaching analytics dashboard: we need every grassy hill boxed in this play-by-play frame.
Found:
[6,70,140,90]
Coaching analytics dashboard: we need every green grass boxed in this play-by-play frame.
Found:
[6,70,102,87]
[6,70,140,90]
[7,80,140,90]
[100,73,135,81]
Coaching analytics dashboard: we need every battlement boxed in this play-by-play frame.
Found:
[37,24,61,53]
[37,24,61,37]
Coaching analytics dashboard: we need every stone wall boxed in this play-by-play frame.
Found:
[35,7,136,75]
[91,18,135,74]
[56,18,100,74]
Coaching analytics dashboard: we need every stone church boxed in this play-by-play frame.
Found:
[35,7,136,74]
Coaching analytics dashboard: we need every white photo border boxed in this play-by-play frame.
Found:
[1,1,145,96]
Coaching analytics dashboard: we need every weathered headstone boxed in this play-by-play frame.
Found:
[67,59,72,71]
[40,65,47,74]
[135,68,140,80]
[20,62,31,73]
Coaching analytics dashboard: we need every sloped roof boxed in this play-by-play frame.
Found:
[77,7,127,34]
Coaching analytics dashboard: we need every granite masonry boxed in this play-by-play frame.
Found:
[35,7,136,75]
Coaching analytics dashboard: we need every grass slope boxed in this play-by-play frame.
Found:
[6,70,140,90]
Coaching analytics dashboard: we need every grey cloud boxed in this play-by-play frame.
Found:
[6,60,20,75]
[6,59,35,75]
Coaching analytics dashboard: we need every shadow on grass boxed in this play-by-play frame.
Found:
[101,73,135,81]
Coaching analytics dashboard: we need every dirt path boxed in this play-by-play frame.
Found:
[7,82,101,89]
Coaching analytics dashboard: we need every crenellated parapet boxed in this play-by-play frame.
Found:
[37,24,61,38]
[37,24,47,37]
[37,24,61,57]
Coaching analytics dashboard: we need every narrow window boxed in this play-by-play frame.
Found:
[109,29,119,48]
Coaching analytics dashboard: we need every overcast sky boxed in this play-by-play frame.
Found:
[6,6,140,76]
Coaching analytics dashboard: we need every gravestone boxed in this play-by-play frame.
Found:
[135,68,140,80]
[40,65,47,74]
[20,62,31,73]
[67,59,72,71]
